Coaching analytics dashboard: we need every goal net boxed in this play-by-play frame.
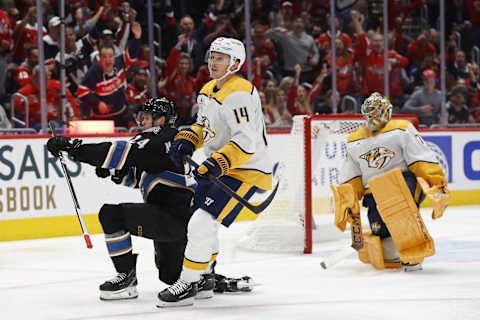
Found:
[237,114,418,253]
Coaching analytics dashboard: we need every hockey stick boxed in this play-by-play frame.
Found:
[320,246,357,269]
[320,209,363,269]
[49,121,93,249]
[184,156,279,214]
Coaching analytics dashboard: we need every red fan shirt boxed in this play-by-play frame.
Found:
[14,80,78,124]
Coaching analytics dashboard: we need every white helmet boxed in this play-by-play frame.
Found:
[207,37,246,80]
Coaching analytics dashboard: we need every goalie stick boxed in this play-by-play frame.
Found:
[49,121,93,249]
[185,156,279,214]
[321,209,363,269]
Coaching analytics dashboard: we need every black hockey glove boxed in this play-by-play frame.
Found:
[111,168,129,184]
[47,136,82,157]
[95,167,111,178]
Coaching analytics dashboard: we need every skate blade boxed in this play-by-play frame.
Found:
[156,297,194,308]
[195,290,214,299]
[100,287,138,300]
[403,264,423,272]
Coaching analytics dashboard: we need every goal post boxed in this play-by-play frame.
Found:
[238,113,419,254]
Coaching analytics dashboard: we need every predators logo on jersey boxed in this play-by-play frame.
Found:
[360,146,395,169]
[199,115,216,143]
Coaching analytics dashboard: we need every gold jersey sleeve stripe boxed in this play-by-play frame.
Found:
[217,141,253,170]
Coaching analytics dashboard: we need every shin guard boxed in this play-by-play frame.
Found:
[369,169,435,264]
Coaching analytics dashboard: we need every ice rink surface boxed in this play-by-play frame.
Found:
[1,206,480,320]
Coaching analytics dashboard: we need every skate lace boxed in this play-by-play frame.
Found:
[167,280,190,296]
[108,273,127,284]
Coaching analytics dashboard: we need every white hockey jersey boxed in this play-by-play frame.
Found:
[340,119,446,197]
[193,76,273,190]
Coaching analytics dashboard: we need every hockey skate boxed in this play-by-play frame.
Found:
[402,262,423,272]
[99,254,138,300]
[156,279,197,307]
[196,273,215,299]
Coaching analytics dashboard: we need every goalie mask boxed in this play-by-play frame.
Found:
[207,37,246,81]
[361,92,392,132]
[137,97,177,129]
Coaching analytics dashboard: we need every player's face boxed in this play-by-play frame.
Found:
[138,112,153,130]
[100,48,115,73]
[208,51,230,79]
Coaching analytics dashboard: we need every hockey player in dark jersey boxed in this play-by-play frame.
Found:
[47,97,253,301]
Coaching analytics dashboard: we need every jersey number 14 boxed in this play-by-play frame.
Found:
[233,107,250,123]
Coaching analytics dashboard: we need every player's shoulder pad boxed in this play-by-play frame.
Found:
[215,76,254,105]
[199,79,217,97]
[347,126,366,143]
[380,119,412,133]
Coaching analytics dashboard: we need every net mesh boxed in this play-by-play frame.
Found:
[237,115,365,252]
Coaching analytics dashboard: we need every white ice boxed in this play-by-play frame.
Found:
[1,206,480,320]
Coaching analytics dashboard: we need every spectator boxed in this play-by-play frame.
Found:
[264,87,292,127]
[158,34,197,126]
[267,16,319,83]
[262,79,277,108]
[387,0,426,31]
[447,87,475,124]
[406,31,437,68]
[351,10,408,97]
[126,67,149,111]
[447,50,470,81]
[313,89,341,114]
[43,16,61,67]
[278,75,294,93]
[0,8,12,100]
[316,15,352,55]
[13,46,38,91]
[13,65,78,130]
[12,6,46,65]
[165,10,204,74]
[402,69,443,127]
[410,52,439,89]
[269,1,294,30]
[287,64,312,115]
[72,5,107,38]
[77,22,142,128]
[271,88,292,126]
[56,26,95,95]
[325,37,357,97]
[252,23,278,80]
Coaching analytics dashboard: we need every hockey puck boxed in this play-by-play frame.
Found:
[320,261,327,269]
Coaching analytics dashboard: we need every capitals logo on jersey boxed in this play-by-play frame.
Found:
[360,146,395,169]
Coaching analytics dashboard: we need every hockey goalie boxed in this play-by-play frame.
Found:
[331,92,450,271]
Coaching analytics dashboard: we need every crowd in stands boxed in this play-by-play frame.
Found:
[1,0,480,132]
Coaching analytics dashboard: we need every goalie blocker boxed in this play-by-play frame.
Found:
[332,168,450,270]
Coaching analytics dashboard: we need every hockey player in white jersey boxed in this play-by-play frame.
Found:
[331,92,450,272]
[159,37,273,307]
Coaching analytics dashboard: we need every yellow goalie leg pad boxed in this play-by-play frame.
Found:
[330,184,360,232]
[358,231,401,270]
[369,168,435,265]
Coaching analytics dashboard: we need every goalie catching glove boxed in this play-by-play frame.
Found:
[416,177,450,219]
[330,183,360,232]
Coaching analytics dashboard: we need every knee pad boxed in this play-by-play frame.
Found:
[187,208,216,242]
[98,204,123,234]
